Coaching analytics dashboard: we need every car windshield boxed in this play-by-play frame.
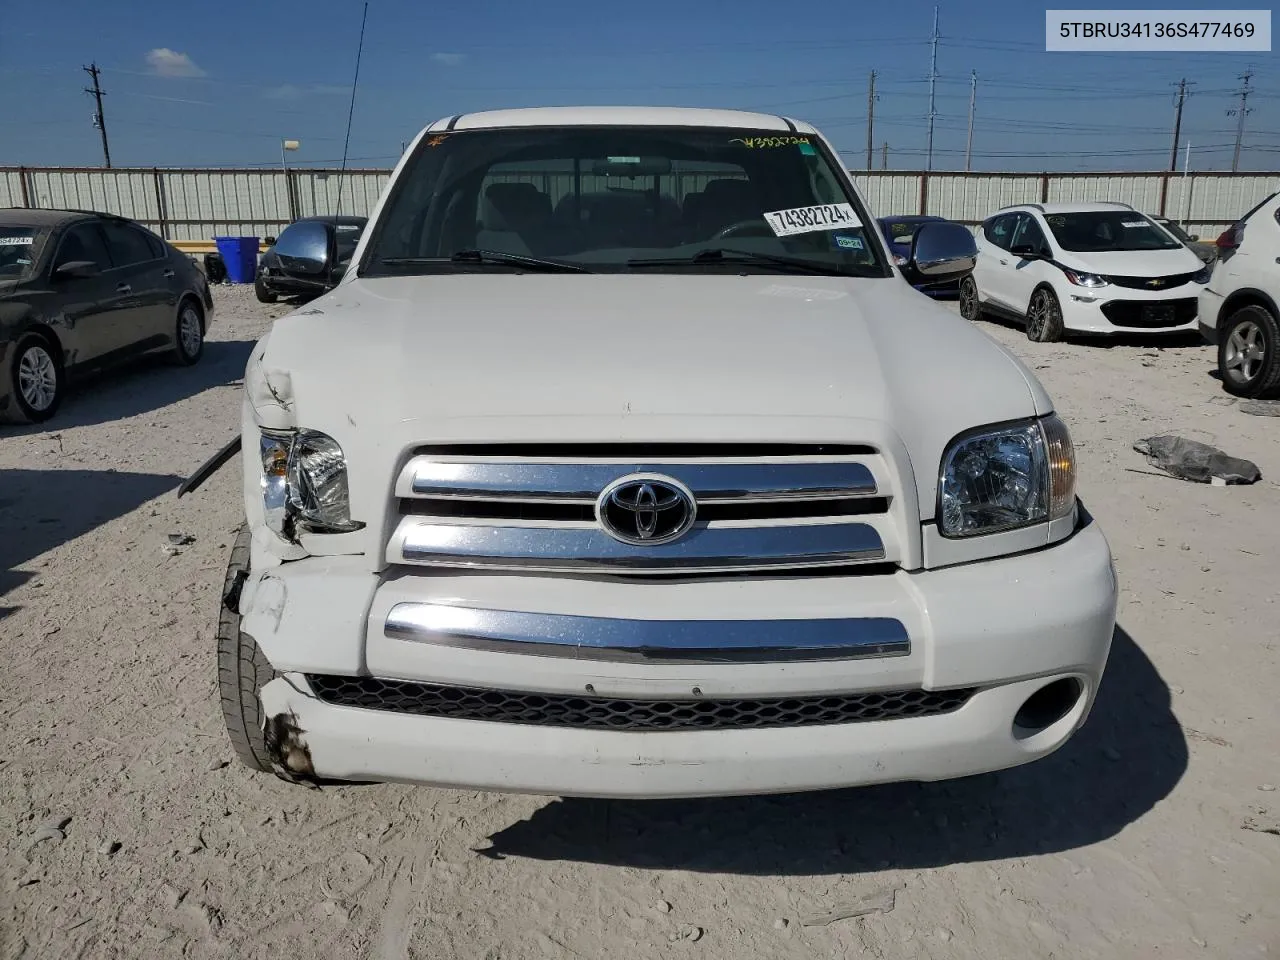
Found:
[0,227,44,281]
[361,125,886,277]
[880,218,940,245]
[1043,211,1183,252]
[1154,218,1191,243]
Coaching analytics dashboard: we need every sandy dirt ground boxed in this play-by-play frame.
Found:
[1,283,1277,960]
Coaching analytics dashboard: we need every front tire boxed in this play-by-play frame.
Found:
[1219,304,1280,399]
[172,299,205,366]
[1026,287,1065,343]
[216,524,277,773]
[958,276,982,321]
[3,334,62,424]
[254,274,278,303]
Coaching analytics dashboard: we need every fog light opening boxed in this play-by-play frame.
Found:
[1013,677,1083,741]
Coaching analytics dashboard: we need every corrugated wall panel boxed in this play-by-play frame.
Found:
[0,170,24,207]
[25,170,162,229]
[925,175,1041,222]
[851,174,921,218]
[293,171,389,219]
[160,170,291,241]
[1047,174,1165,212]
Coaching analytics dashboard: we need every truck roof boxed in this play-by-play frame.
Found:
[425,106,813,135]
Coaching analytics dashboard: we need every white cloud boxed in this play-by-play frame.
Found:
[265,83,303,100]
[146,48,206,78]
[430,52,466,66]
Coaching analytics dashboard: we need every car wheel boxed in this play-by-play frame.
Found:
[217,524,278,774]
[1219,304,1280,399]
[254,274,278,304]
[172,299,205,366]
[3,334,62,424]
[1026,287,1064,343]
[958,276,982,321]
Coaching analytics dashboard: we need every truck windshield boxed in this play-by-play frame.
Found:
[361,126,887,277]
[1044,211,1183,253]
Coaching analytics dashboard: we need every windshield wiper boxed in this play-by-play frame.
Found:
[627,248,856,276]
[377,250,588,273]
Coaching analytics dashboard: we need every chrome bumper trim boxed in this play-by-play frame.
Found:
[401,459,877,502]
[384,602,910,664]
[393,521,886,573]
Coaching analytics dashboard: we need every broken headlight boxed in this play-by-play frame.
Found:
[937,415,1076,538]
[259,429,362,538]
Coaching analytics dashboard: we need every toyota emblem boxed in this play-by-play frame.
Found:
[597,475,696,546]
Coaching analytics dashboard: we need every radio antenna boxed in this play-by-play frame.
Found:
[335,1,369,218]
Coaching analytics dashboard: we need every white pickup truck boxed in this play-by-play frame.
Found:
[184,107,1118,799]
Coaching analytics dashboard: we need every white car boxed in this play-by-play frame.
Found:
[182,107,1117,799]
[961,201,1211,341]
[1197,189,1280,398]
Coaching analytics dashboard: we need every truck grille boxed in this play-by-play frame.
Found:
[386,444,902,575]
[306,675,975,731]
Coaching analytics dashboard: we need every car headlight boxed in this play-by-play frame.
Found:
[1192,263,1213,284]
[259,428,362,538]
[1063,268,1109,288]
[938,415,1076,538]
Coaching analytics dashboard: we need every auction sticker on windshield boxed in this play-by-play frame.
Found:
[0,236,34,246]
[763,203,861,238]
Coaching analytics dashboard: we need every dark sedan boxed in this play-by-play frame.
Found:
[0,208,213,424]
[255,215,366,303]
[877,215,962,297]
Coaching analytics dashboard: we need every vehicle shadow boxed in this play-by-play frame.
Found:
[0,467,182,618]
[480,625,1186,876]
[975,315,1205,350]
[0,340,255,435]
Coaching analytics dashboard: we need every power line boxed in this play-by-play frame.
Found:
[335,1,369,219]
[82,62,110,168]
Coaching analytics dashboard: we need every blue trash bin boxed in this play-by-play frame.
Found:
[213,236,260,284]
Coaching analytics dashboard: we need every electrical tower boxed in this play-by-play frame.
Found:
[925,7,939,172]
[1227,68,1253,173]
[83,63,111,169]
[1169,78,1193,172]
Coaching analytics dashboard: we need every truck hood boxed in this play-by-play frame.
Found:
[1055,245,1205,276]
[246,273,1053,519]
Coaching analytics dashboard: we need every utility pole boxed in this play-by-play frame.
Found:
[83,63,111,168]
[1228,68,1253,173]
[866,70,877,171]
[925,6,940,172]
[964,71,977,172]
[1169,78,1192,171]
[881,141,888,170]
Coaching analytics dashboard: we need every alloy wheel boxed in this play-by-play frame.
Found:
[17,345,57,412]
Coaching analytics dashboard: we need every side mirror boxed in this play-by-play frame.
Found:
[263,236,278,247]
[274,222,333,277]
[904,222,978,284]
[1010,243,1042,260]
[53,260,100,280]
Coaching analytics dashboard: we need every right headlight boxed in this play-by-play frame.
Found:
[259,428,362,539]
[938,414,1076,538]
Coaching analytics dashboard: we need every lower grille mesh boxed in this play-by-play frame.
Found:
[306,676,976,731]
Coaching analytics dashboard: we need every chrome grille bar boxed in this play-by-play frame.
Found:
[393,520,885,573]
[402,460,877,503]
[384,602,910,664]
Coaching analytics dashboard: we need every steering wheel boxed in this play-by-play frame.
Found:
[711,219,777,241]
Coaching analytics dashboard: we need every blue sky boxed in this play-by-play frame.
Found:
[1,0,1276,172]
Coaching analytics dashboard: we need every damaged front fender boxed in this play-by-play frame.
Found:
[261,678,318,786]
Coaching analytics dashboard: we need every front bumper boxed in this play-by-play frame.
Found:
[1058,284,1202,335]
[244,515,1118,798]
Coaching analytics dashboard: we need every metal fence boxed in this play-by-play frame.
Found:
[2,165,1276,242]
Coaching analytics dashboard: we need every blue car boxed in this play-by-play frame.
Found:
[877,215,962,298]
